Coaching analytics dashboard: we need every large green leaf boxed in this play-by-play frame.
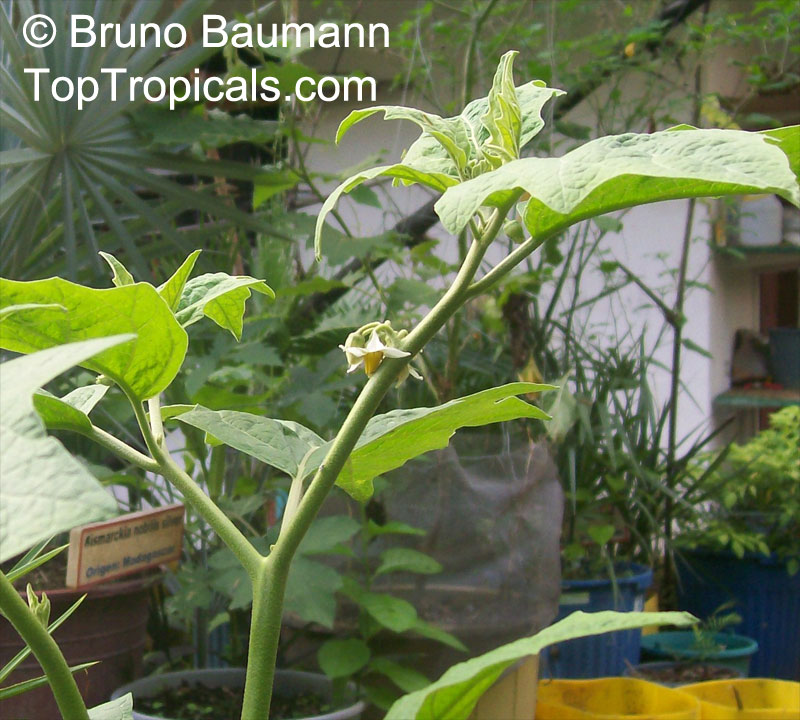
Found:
[386,610,696,720]
[0,337,129,563]
[175,273,275,340]
[434,127,800,237]
[177,409,325,478]
[0,278,187,400]
[333,382,552,500]
[178,383,552,501]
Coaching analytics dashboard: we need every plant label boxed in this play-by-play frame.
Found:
[65,504,184,588]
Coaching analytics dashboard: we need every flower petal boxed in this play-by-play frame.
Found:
[382,346,411,358]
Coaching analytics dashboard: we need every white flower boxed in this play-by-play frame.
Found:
[339,330,410,377]
[395,363,423,386]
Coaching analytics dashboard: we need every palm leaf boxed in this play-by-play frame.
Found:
[0,0,285,281]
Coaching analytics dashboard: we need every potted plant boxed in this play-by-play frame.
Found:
[630,604,759,685]
[676,406,800,679]
[1,49,798,720]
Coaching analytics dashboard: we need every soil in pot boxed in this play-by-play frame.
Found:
[631,661,741,685]
[135,682,331,719]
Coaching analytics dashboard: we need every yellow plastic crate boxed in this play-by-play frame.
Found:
[536,677,701,719]
[681,679,800,719]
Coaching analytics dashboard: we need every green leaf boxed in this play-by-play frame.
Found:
[0,278,188,400]
[252,169,300,209]
[367,520,427,538]
[434,128,800,237]
[98,252,135,287]
[316,63,563,260]
[361,593,419,633]
[594,216,624,233]
[336,107,470,173]
[179,384,553,502]
[0,662,98,701]
[682,338,713,359]
[386,610,696,720]
[284,556,342,628]
[587,524,615,547]
[33,384,108,433]
[318,639,371,679]
[175,273,275,340]
[479,50,522,168]
[376,548,443,576]
[299,515,361,555]
[315,165,458,260]
[5,543,67,584]
[349,184,382,208]
[158,250,202,312]
[411,619,467,652]
[761,125,800,180]
[177,408,325,478]
[88,694,133,720]
[334,382,553,501]
[0,338,128,563]
[370,658,430,693]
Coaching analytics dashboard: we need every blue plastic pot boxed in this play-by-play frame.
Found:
[641,631,758,676]
[769,328,800,389]
[542,563,653,678]
[677,549,800,679]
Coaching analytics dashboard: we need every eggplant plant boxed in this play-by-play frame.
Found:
[0,52,798,720]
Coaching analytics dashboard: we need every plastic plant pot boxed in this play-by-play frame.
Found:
[535,677,701,719]
[111,668,366,720]
[769,327,800,389]
[542,563,653,678]
[676,549,800,679]
[681,679,800,719]
[641,632,758,677]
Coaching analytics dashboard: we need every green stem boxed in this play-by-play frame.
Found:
[127,392,261,578]
[0,573,89,720]
[466,231,549,299]
[238,199,517,720]
[80,424,160,473]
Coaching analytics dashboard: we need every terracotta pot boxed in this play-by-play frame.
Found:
[0,573,158,719]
